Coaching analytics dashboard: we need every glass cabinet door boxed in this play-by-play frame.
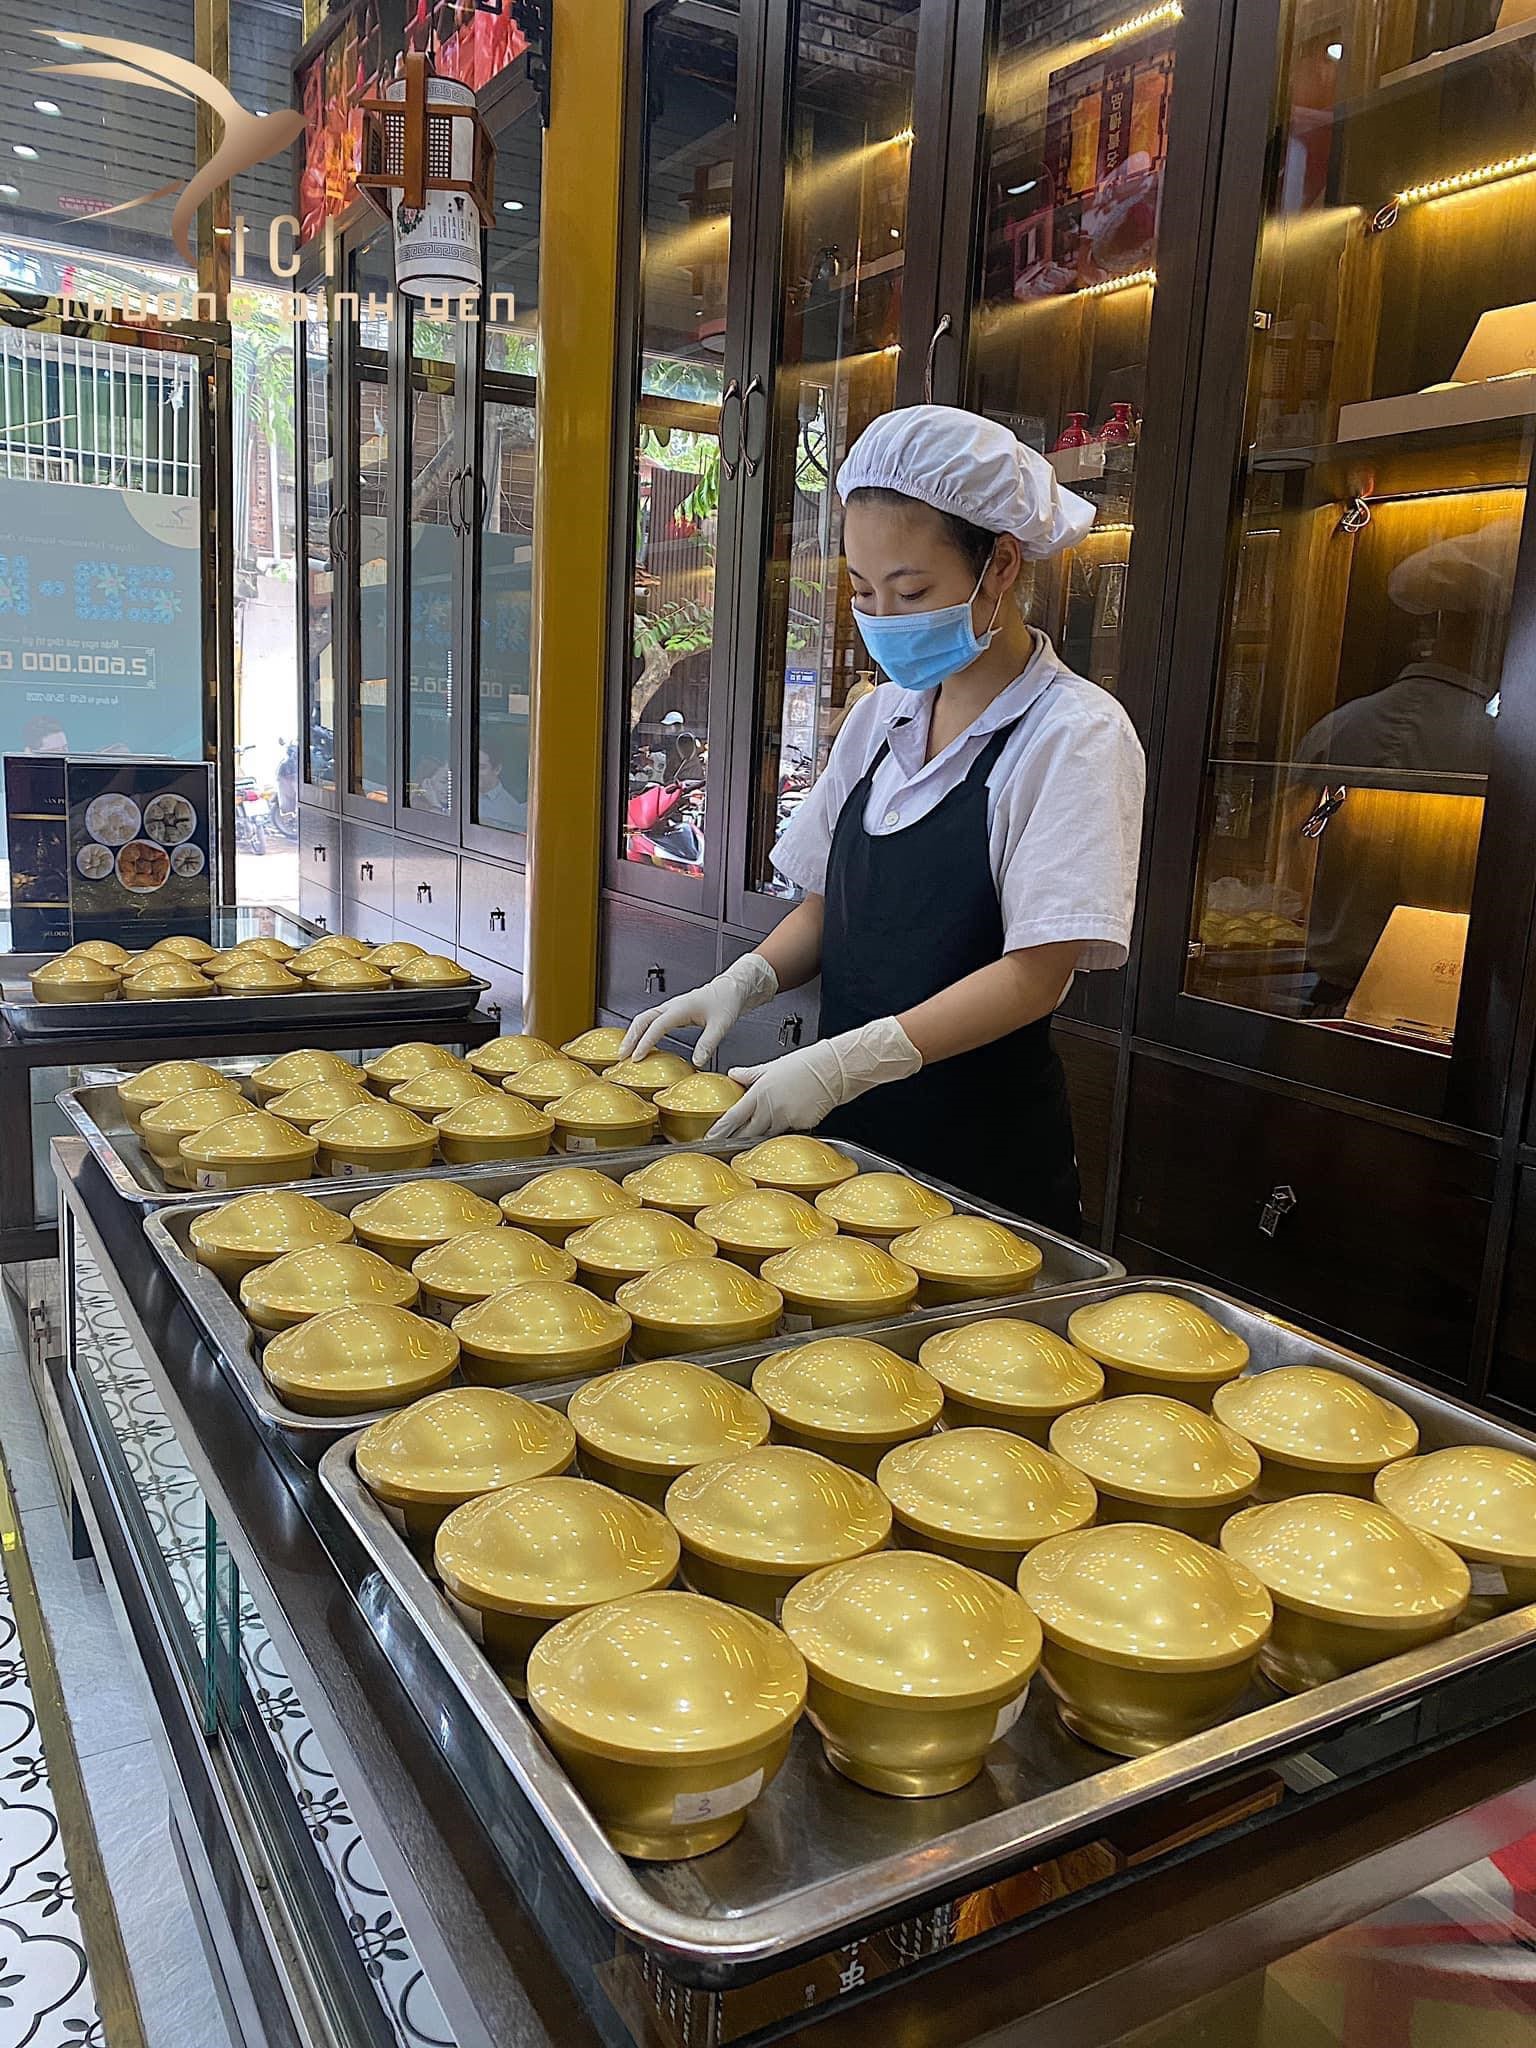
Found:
[401,308,466,830]
[299,294,339,807]
[347,228,394,813]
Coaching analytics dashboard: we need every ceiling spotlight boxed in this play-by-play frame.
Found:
[33,100,60,116]
[1325,40,1343,58]
[0,184,17,200]
[502,199,523,211]
[12,146,37,160]
[1007,179,1039,196]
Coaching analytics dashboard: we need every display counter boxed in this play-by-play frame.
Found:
[39,1132,1536,2048]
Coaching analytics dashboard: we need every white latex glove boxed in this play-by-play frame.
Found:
[708,1016,923,1142]
[620,952,779,1067]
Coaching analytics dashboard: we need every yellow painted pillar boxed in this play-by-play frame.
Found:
[522,0,627,1043]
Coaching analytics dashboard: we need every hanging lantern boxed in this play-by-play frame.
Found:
[359,51,496,301]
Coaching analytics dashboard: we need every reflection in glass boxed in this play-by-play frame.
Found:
[474,401,535,836]
[405,313,461,817]
[354,374,392,803]
[301,302,336,797]
[484,103,541,378]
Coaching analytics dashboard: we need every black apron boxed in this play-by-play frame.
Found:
[818,716,1082,1236]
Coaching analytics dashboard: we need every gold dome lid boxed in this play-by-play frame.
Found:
[296,934,369,961]
[615,1257,782,1339]
[781,1551,1042,1706]
[504,1057,600,1107]
[1212,1368,1419,1473]
[231,936,298,961]
[1375,1449,1536,1568]
[349,1181,503,1252]
[179,1110,317,1168]
[568,1362,771,1475]
[919,1320,1104,1419]
[391,952,476,987]
[362,1042,464,1090]
[311,957,393,992]
[890,1217,1043,1290]
[731,1136,858,1194]
[466,1034,557,1080]
[262,1304,458,1412]
[621,1152,753,1216]
[500,1168,640,1236]
[63,939,131,966]
[388,1068,495,1118]
[189,1190,353,1264]
[250,1049,358,1100]
[124,959,215,999]
[752,1337,942,1443]
[452,1280,632,1371]
[879,1430,1097,1550]
[694,1189,838,1261]
[357,1387,576,1507]
[438,1479,678,1617]
[565,1211,717,1283]
[759,1239,919,1313]
[361,941,425,970]
[1068,1293,1250,1383]
[209,956,303,994]
[151,933,218,963]
[240,1244,420,1325]
[559,1028,630,1070]
[814,1172,953,1238]
[665,1446,891,1572]
[433,1093,555,1144]
[1050,1396,1261,1507]
[31,954,120,996]
[199,950,244,975]
[551,1081,659,1137]
[527,1590,805,1763]
[1018,1524,1274,1672]
[119,1058,228,1115]
[266,1079,375,1134]
[603,1051,695,1100]
[287,941,353,978]
[653,1071,746,1115]
[312,1099,437,1158]
[140,1084,247,1141]
[412,1228,577,1304]
[1220,1496,1470,1626]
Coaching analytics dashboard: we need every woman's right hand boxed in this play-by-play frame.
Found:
[620,952,779,1066]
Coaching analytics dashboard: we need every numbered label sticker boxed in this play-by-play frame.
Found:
[444,1591,486,1643]
[333,1159,362,1179]
[671,1770,764,1827]
[193,1168,227,1190]
[782,1311,814,1333]
[1470,1563,1508,1601]
[378,1500,410,1536]
[564,1134,599,1154]
[991,1693,1028,1743]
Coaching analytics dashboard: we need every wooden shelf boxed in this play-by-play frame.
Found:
[1376,16,1536,95]
[1207,760,1489,798]
[1249,413,1531,500]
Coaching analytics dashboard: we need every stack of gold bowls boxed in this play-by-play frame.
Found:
[1017,1523,1273,1754]
[603,1051,694,1101]
[313,1099,438,1176]
[527,1590,806,1858]
[411,1228,576,1322]
[392,954,475,988]
[564,1211,718,1300]
[1220,1495,1470,1691]
[356,1387,576,1544]
[889,1217,1044,1307]
[1050,1396,1260,1542]
[760,1238,919,1330]
[250,1049,359,1106]
[552,1081,659,1154]
[434,1092,555,1165]
[151,934,219,963]
[780,1551,1042,1796]
[505,1056,599,1109]
[918,1319,1104,1441]
[210,955,303,995]
[292,936,369,976]
[878,1429,1097,1582]
[500,1167,641,1244]
[361,941,424,972]
[262,1302,458,1415]
[179,1109,318,1191]
[653,1072,746,1143]
[567,1361,772,1507]
[266,1078,375,1136]
[31,954,121,1004]
[453,1280,631,1385]
[313,959,390,993]
[616,1257,782,1358]
[751,1336,942,1477]
[118,1058,232,1130]
[65,940,131,968]
[438,1481,680,1693]
[1375,1447,1536,1619]
[693,1189,837,1275]
[814,1172,953,1242]
[665,1445,891,1619]
[732,1136,858,1196]
[388,1067,494,1122]
[240,1244,419,1337]
[621,1152,752,1219]
[560,1028,630,1070]
[362,1042,465,1096]
[1067,1293,1249,1409]
[188,1190,354,1285]
[466,1035,555,1084]
[139,1082,247,1188]
[349,1182,504,1267]
[123,957,215,1001]
[1212,1367,1419,1500]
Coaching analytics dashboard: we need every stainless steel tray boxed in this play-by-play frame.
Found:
[3,964,489,1038]
[142,1144,1122,1452]
[318,1278,1536,1985]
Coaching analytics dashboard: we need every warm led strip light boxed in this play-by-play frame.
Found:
[1078,266,1158,297]
[1397,149,1536,205]
[1096,2,1182,46]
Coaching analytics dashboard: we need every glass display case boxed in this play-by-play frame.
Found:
[401,308,467,832]
[348,227,396,817]
[298,292,339,809]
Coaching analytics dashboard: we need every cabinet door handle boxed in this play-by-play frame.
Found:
[314,913,329,931]
[418,881,432,904]
[777,1013,804,1050]
[312,842,327,864]
[487,999,503,1024]
[719,378,743,482]
[923,314,953,403]
[645,962,666,995]
[359,860,373,881]
[489,908,507,932]
[1259,1184,1297,1239]
[741,375,765,478]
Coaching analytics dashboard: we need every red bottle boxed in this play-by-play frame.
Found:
[1097,401,1138,444]
[1053,411,1092,450]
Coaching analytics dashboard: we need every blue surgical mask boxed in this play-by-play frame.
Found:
[850,561,1002,693]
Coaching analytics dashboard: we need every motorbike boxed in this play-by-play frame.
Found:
[234,744,269,856]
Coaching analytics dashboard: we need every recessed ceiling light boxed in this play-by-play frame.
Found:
[55,35,84,49]
[502,199,523,211]
[1325,40,1343,57]
[33,100,60,116]
[0,184,17,200]
[12,146,37,160]
[1008,179,1039,196]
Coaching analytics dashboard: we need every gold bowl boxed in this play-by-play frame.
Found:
[411,1228,577,1320]
[250,1049,358,1106]
[356,1387,576,1544]
[500,1167,640,1244]
[240,1243,419,1336]
[261,1303,458,1416]
[466,1034,556,1082]
[559,1027,630,1071]
[294,935,369,968]
[654,1072,746,1143]
[565,1211,718,1300]
[453,1280,632,1386]
[616,1257,783,1358]
[361,941,425,971]
[552,1080,660,1154]
[504,1056,599,1109]
[780,1550,1042,1796]
[348,1181,503,1265]
[1050,1396,1260,1542]
[759,1239,919,1329]
[568,1361,772,1507]
[209,956,303,995]
[878,1429,1097,1582]
[178,1110,318,1191]
[621,1152,753,1220]
[433,1092,555,1165]
[310,958,393,993]
[1375,1449,1536,1618]
[1067,1293,1250,1408]
[232,936,298,962]
[889,1217,1043,1307]
[693,1189,837,1274]
[665,1445,891,1619]
[527,1590,805,1859]
[918,1319,1104,1441]
[139,1084,249,1188]
[118,1058,232,1131]
[63,940,131,967]
[732,1137,858,1196]
[1212,1368,1419,1499]
[1220,1496,1470,1693]
[313,1100,438,1177]
[390,953,476,988]
[603,1051,695,1101]
[362,1042,465,1096]
[814,1172,953,1242]
[751,1337,942,1477]
[150,933,218,963]
[265,1079,374,1137]
[388,1068,495,1120]
[31,955,120,1004]
[438,1480,679,1693]
[121,958,214,1001]
[188,1190,354,1286]
[1017,1523,1273,1755]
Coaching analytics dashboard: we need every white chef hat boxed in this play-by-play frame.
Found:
[1387,520,1521,616]
[837,404,1096,559]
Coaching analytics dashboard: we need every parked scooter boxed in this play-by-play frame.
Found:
[234,744,269,856]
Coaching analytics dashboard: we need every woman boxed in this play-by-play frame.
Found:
[621,405,1145,1232]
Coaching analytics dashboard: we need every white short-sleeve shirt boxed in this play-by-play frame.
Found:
[770,635,1146,971]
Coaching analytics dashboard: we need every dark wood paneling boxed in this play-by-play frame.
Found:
[459,857,527,975]
[1118,1053,1493,1383]
[1490,1169,1536,1422]
[599,898,719,1023]
[340,821,395,916]
[1054,1026,1116,1239]
[391,839,459,944]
